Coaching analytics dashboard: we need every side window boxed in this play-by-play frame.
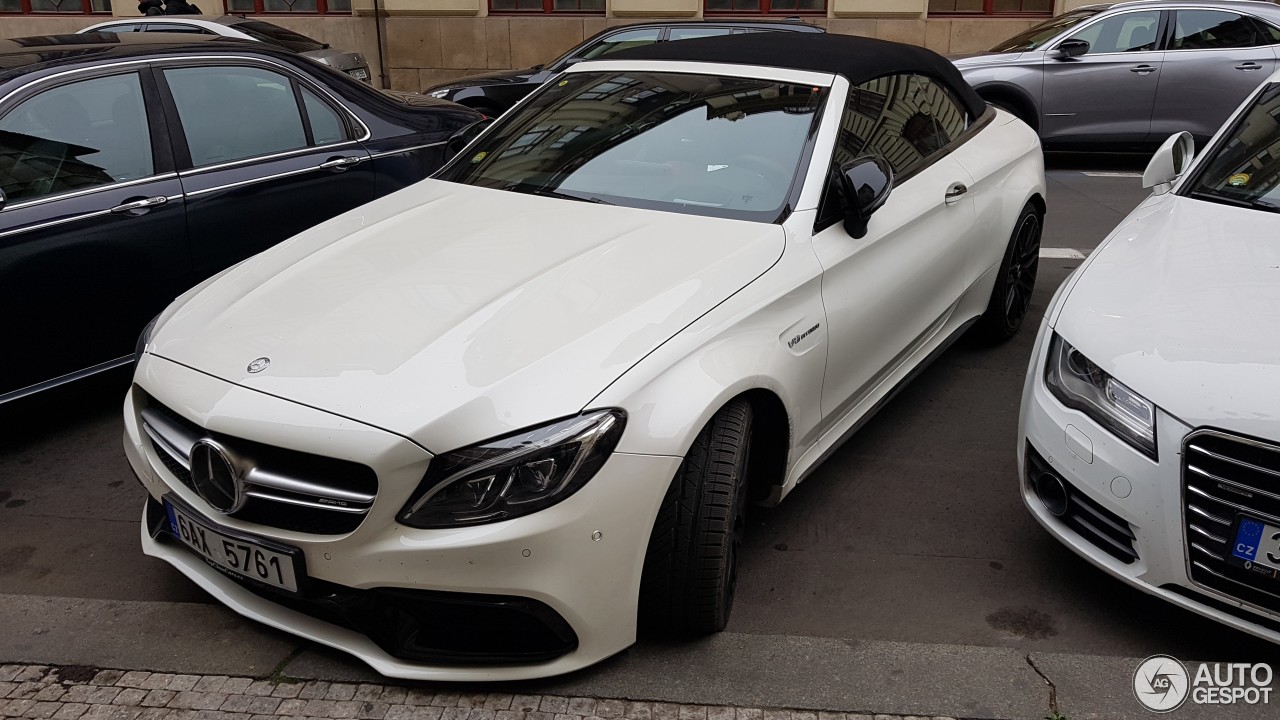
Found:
[579,28,662,60]
[1172,10,1264,50]
[834,73,970,179]
[96,24,143,34]
[146,24,215,35]
[1257,19,1280,44]
[165,65,310,167]
[301,87,347,146]
[1065,10,1162,54]
[0,72,154,203]
[669,27,735,41]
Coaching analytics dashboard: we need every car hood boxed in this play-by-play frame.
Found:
[150,180,784,453]
[1054,194,1280,439]
[429,68,538,91]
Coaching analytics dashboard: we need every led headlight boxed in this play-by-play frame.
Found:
[398,409,626,528]
[134,314,159,364]
[1045,334,1156,458]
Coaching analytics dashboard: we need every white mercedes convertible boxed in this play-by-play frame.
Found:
[124,33,1046,680]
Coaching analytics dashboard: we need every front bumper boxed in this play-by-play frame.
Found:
[124,355,680,681]
[1018,320,1280,644]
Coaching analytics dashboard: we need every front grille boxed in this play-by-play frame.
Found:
[1183,429,1280,616]
[137,388,378,536]
[1026,443,1139,564]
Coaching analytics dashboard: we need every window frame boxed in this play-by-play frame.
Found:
[815,72,990,232]
[152,58,361,173]
[0,65,174,210]
[927,0,1052,18]
[221,0,351,15]
[703,0,825,16]
[0,0,111,14]
[486,0,604,14]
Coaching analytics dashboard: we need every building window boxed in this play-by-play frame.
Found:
[488,0,605,13]
[224,0,352,13]
[0,0,111,12]
[705,0,825,13]
[928,0,1052,15]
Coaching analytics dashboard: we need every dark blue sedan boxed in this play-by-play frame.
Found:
[0,33,481,404]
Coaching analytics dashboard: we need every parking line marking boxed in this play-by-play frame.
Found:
[1040,248,1087,260]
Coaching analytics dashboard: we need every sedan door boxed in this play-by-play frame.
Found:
[158,61,375,279]
[811,74,977,423]
[1150,9,1279,141]
[1040,8,1166,144]
[0,69,187,400]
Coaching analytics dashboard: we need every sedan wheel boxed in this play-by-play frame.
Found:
[979,203,1041,340]
[639,399,754,636]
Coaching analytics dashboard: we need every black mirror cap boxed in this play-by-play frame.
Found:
[838,156,893,239]
[443,117,494,162]
[1056,39,1090,58]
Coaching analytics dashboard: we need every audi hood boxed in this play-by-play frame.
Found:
[1052,193,1280,439]
[147,180,784,453]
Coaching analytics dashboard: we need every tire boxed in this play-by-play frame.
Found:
[639,399,754,636]
[977,202,1042,341]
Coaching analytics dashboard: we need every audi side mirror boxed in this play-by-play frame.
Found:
[1143,131,1195,194]
[443,117,493,162]
[1054,39,1090,59]
[838,157,894,239]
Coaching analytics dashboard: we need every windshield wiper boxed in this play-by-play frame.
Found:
[503,183,613,205]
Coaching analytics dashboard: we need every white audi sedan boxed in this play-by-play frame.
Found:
[1020,76,1280,644]
[125,33,1046,680]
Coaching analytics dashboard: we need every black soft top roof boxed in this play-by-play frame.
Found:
[605,32,986,119]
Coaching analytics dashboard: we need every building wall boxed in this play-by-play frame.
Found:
[0,0,1061,92]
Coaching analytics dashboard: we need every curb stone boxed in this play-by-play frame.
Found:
[0,665,973,720]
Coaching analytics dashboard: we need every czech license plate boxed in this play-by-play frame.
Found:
[349,68,369,81]
[164,500,300,592]
[1230,516,1280,574]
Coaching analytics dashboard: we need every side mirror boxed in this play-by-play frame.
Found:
[443,117,493,162]
[562,57,584,67]
[1054,39,1090,59]
[1143,131,1195,194]
[838,157,893,239]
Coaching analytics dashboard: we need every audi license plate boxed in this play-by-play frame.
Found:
[164,500,300,592]
[349,68,369,81]
[1230,516,1280,575]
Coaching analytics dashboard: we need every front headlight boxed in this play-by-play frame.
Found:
[1045,334,1157,458]
[427,88,452,99]
[134,314,159,365]
[398,409,626,528]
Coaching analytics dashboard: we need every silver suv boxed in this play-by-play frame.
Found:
[951,0,1280,147]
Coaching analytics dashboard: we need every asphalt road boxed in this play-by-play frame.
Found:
[3,156,1277,718]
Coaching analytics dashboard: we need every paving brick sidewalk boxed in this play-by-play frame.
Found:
[0,665,962,720]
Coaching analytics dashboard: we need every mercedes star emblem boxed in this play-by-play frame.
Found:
[189,439,244,514]
[247,357,270,374]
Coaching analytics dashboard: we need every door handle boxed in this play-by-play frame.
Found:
[1129,64,1157,74]
[944,182,968,204]
[109,196,168,214]
[1236,62,1264,71]
[318,156,363,171]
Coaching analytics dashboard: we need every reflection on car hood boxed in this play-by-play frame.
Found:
[300,48,365,70]
[150,180,784,452]
[1055,194,1280,439]
[428,67,538,91]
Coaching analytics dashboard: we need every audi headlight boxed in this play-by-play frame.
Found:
[134,314,159,364]
[398,409,626,528]
[1045,334,1156,458]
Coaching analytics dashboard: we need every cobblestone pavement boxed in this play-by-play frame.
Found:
[0,665,965,720]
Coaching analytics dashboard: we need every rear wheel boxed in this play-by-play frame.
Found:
[639,400,753,636]
[977,202,1042,341]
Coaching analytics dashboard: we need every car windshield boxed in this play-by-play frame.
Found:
[230,21,327,53]
[989,8,1103,52]
[438,71,827,222]
[1185,84,1280,213]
